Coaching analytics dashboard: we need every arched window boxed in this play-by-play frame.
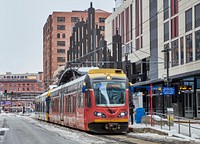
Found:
[62,33,65,38]
[57,33,60,38]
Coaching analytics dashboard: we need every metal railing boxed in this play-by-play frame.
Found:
[143,112,200,138]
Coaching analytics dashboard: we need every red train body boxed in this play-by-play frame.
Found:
[35,68,131,133]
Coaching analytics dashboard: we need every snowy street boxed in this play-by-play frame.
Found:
[1,113,200,144]
[0,114,75,144]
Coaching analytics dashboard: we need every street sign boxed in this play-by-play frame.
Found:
[162,87,175,95]
[0,101,11,105]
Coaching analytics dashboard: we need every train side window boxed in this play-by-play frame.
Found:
[85,91,91,108]
[78,91,84,108]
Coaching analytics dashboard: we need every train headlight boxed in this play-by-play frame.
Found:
[94,111,107,118]
[106,75,112,80]
[118,111,128,118]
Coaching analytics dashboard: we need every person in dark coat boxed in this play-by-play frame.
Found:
[129,100,134,125]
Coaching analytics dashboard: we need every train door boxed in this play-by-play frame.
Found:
[197,90,200,118]
[84,90,92,121]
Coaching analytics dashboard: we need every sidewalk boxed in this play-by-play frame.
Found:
[128,123,200,143]
[0,110,9,135]
[128,114,200,143]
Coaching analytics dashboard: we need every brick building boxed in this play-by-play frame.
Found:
[0,72,44,112]
[43,2,111,88]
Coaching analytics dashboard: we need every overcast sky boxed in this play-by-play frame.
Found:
[0,0,114,74]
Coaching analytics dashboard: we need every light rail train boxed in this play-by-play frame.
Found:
[35,68,133,133]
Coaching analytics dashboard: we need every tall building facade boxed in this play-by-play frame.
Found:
[43,4,111,88]
[105,0,200,118]
[67,3,110,68]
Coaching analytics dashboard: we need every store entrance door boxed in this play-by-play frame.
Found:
[197,91,200,118]
[184,92,193,118]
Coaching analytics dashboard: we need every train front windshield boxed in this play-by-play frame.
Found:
[93,81,126,106]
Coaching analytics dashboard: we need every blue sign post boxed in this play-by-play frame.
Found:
[162,87,175,95]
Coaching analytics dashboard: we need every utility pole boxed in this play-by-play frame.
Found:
[166,49,169,87]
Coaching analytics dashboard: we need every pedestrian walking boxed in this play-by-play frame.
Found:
[129,100,134,125]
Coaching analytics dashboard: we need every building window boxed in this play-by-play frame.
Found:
[57,17,65,22]
[171,16,178,39]
[163,0,169,20]
[71,17,79,23]
[99,26,105,31]
[62,33,65,38]
[195,4,200,28]
[57,25,65,30]
[171,39,179,67]
[99,18,106,23]
[185,8,192,32]
[57,49,65,54]
[195,30,200,61]
[186,34,193,63]
[136,38,140,50]
[180,37,184,65]
[57,33,60,38]
[57,57,65,62]
[164,21,169,41]
[171,0,178,16]
[57,41,65,46]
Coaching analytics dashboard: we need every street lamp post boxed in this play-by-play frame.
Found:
[161,47,172,114]
[161,47,172,87]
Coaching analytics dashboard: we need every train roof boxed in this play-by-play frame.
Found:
[87,68,127,79]
[88,69,124,74]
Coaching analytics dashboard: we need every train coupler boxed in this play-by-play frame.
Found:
[105,123,120,130]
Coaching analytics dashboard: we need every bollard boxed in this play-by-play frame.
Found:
[161,116,162,129]
[189,120,191,137]
[178,118,180,134]
[169,115,171,131]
